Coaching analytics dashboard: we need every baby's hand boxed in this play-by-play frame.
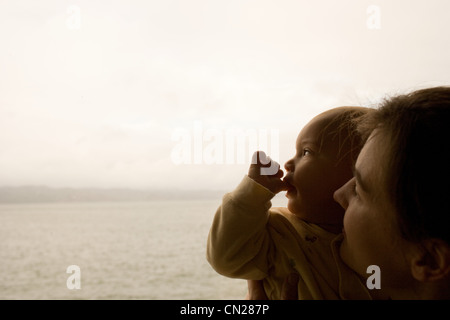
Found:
[248,151,289,194]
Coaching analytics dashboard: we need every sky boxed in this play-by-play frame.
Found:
[1,0,450,191]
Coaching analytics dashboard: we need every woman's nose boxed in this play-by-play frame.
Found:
[333,178,353,210]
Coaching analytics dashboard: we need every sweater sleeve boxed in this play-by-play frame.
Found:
[206,175,275,280]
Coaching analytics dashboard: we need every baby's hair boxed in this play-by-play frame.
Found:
[318,107,373,167]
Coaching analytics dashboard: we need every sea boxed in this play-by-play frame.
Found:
[0,196,287,300]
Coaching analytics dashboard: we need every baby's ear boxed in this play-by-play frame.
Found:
[410,238,450,282]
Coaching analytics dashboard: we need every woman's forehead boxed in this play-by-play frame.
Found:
[355,130,389,198]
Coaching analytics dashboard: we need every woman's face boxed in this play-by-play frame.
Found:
[333,130,417,297]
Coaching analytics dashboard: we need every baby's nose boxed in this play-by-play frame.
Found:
[284,159,294,172]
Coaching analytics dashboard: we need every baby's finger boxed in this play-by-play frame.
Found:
[274,167,284,179]
[270,179,289,193]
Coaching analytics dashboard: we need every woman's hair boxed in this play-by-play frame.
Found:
[358,86,450,244]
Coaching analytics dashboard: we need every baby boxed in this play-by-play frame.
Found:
[207,107,373,299]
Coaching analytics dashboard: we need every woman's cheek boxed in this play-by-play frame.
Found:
[340,206,367,273]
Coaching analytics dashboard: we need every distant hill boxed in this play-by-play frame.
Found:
[0,186,225,203]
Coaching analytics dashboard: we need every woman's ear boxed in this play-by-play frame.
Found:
[410,239,450,282]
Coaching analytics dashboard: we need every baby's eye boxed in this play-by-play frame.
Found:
[302,149,311,156]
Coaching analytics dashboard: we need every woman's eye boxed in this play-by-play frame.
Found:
[352,180,360,198]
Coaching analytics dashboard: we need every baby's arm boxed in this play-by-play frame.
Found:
[206,151,288,279]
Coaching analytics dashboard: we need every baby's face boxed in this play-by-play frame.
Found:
[283,111,354,227]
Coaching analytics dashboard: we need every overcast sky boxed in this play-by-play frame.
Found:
[1,0,450,191]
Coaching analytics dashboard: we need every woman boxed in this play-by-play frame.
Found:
[248,86,450,299]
